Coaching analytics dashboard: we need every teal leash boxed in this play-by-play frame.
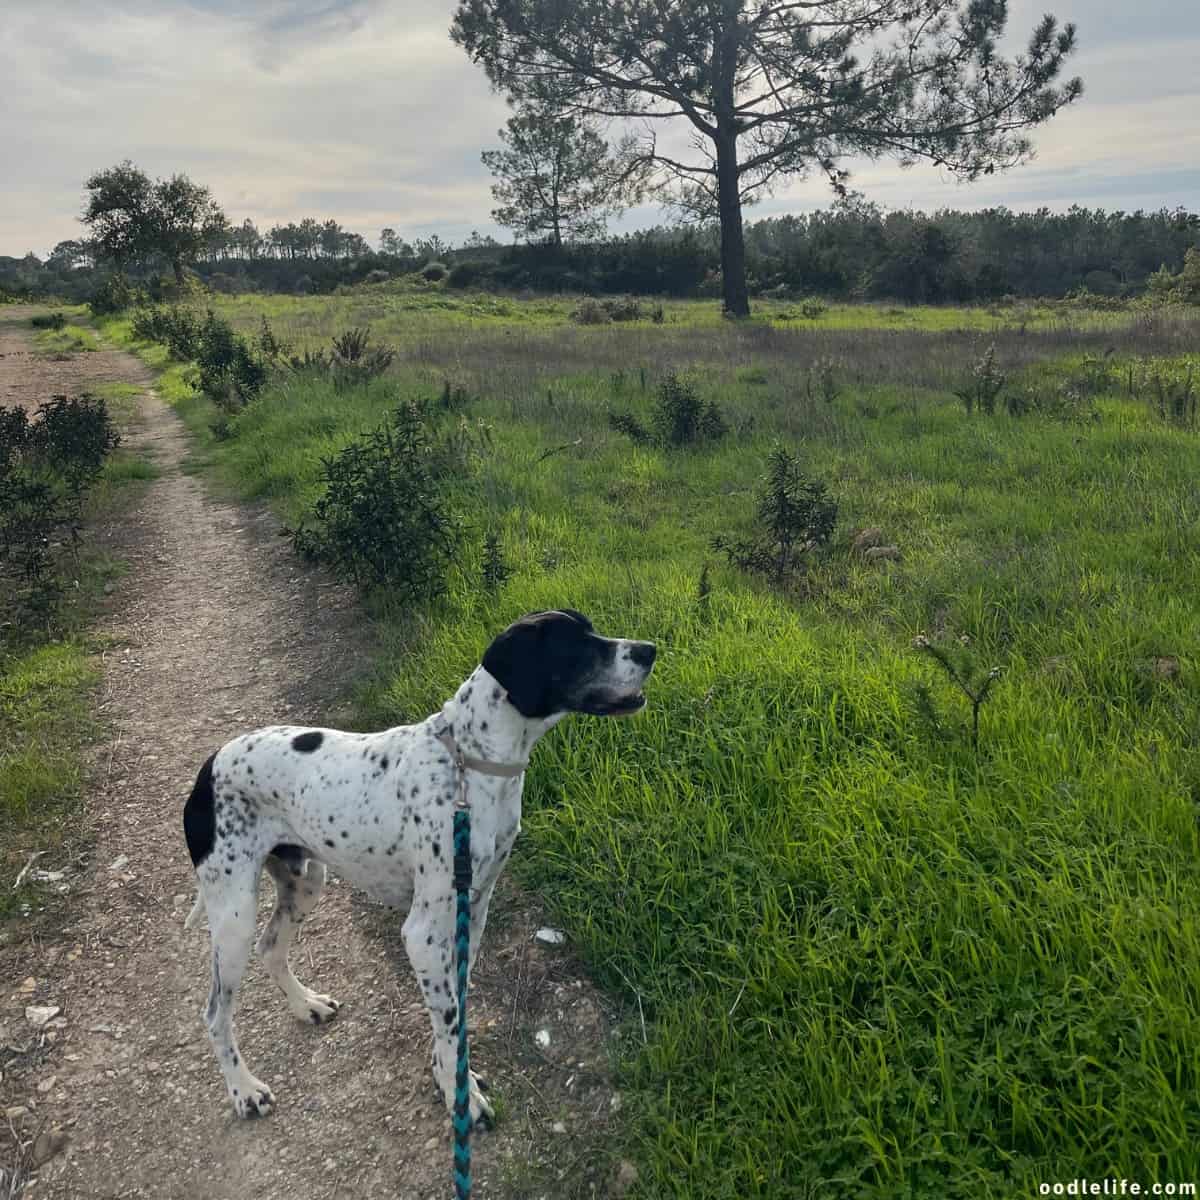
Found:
[452,807,473,1200]
[435,727,528,1200]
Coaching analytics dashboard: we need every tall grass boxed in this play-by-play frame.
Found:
[97,293,1200,1194]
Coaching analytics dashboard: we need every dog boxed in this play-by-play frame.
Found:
[183,609,655,1126]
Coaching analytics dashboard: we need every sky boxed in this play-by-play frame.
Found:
[2,0,1198,258]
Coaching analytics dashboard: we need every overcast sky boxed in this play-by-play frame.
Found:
[3,0,1198,257]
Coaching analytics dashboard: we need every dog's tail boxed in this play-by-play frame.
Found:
[184,888,206,930]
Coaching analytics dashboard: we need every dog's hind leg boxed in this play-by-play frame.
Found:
[258,850,340,1025]
[202,862,276,1118]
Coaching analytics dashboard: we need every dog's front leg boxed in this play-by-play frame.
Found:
[402,898,495,1128]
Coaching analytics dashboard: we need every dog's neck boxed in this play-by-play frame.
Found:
[434,666,565,768]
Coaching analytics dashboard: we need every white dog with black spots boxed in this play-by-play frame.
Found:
[183,609,655,1127]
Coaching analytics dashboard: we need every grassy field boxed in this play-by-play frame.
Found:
[100,289,1200,1196]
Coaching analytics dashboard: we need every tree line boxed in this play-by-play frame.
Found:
[5,199,1196,306]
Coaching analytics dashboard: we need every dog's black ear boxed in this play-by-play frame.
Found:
[481,618,550,718]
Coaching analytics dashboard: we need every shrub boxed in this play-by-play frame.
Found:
[910,632,1003,753]
[421,261,448,283]
[364,269,391,285]
[481,530,511,592]
[329,326,395,390]
[1146,248,1200,305]
[30,312,66,330]
[1060,286,1126,311]
[231,338,268,404]
[131,304,188,358]
[651,372,728,448]
[447,261,487,289]
[955,342,1006,415]
[608,371,729,450]
[26,393,122,489]
[571,298,611,325]
[1,394,120,634]
[1008,380,1100,424]
[799,297,828,320]
[194,309,240,408]
[1151,367,1196,426]
[191,309,267,410]
[257,315,291,363]
[712,445,837,585]
[130,304,163,344]
[284,346,330,375]
[88,274,139,316]
[607,409,653,445]
[438,379,473,410]
[805,357,842,405]
[290,402,464,599]
[602,295,642,322]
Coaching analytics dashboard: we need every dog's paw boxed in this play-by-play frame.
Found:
[231,1079,276,1119]
[435,1061,495,1129]
[469,1071,495,1130]
[305,994,340,1025]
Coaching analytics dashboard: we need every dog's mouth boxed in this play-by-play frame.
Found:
[575,690,647,717]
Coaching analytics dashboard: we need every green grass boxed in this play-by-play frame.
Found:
[0,641,100,917]
[203,282,1156,348]
[91,290,1200,1194]
[31,317,101,355]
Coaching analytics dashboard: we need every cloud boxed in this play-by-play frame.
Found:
[1,0,1197,256]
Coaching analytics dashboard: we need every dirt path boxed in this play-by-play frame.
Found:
[0,310,621,1199]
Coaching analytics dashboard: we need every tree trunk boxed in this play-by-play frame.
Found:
[715,125,750,317]
[172,257,185,286]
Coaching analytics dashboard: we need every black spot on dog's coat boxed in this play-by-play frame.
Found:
[292,731,324,753]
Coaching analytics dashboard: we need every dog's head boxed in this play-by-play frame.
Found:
[481,609,655,720]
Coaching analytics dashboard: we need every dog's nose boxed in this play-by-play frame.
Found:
[629,641,656,668]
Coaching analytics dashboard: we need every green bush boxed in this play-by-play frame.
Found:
[290,402,464,598]
[651,371,728,447]
[805,356,842,405]
[30,312,66,331]
[329,327,395,390]
[602,295,643,322]
[88,274,140,316]
[131,304,202,360]
[447,260,487,289]
[712,444,837,584]
[571,297,611,325]
[1,395,120,635]
[192,309,267,410]
[421,261,448,282]
[1146,247,1200,304]
[955,342,1006,415]
[609,371,729,450]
